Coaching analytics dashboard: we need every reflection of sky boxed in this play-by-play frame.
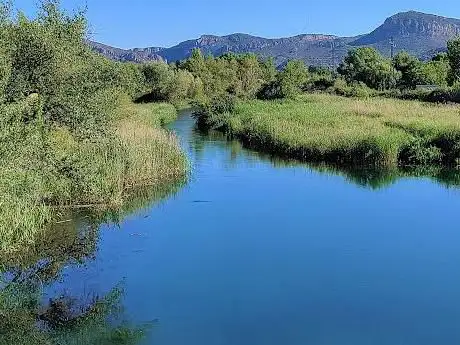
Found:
[48,112,460,345]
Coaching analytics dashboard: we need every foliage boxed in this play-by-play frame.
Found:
[0,1,187,252]
[330,79,375,98]
[198,93,460,167]
[192,93,236,129]
[338,47,399,90]
[179,49,271,100]
[393,51,424,89]
[278,60,308,98]
[421,59,450,87]
[447,37,460,85]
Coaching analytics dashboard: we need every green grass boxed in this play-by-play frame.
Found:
[209,93,460,167]
[0,99,187,255]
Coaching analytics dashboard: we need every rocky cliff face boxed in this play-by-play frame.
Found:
[90,11,460,67]
[351,11,460,48]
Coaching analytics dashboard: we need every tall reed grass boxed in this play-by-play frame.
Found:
[0,100,187,254]
[205,93,460,167]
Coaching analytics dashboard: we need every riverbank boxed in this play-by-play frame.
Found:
[0,99,187,254]
[196,93,460,168]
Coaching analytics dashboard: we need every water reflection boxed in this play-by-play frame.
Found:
[179,112,460,190]
[0,180,185,345]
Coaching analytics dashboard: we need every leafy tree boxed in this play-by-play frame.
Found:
[432,52,449,62]
[141,62,174,100]
[183,48,206,75]
[393,51,424,89]
[447,38,460,85]
[338,47,399,90]
[278,60,308,98]
[181,51,267,99]
[421,60,450,87]
[169,69,195,102]
[237,54,264,98]
[261,57,277,82]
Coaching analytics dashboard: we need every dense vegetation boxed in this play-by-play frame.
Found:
[3,0,459,240]
[198,94,460,167]
[0,1,187,251]
[0,2,190,342]
[186,34,460,168]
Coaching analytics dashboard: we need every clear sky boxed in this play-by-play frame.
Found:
[13,0,460,49]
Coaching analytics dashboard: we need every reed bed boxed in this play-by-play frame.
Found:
[0,101,187,254]
[217,94,460,167]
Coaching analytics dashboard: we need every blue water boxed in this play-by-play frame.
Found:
[47,112,460,345]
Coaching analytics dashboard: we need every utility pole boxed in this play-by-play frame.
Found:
[390,37,396,59]
[331,40,336,69]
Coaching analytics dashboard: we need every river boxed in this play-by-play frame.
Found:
[18,111,460,344]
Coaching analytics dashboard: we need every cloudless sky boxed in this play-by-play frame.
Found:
[13,0,460,49]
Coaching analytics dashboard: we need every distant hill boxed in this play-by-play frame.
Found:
[88,41,165,63]
[89,11,460,67]
[350,11,460,56]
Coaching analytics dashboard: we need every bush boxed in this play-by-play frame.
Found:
[256,80,283,100]
[192,94,236,129]
[328,79,374,98]
[347,82,374,98]
[308,76,335,91]
[400,138,443,165]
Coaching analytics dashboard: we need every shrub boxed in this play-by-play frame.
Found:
[309,76,335,91]
[400,138,443,165]
[347,82,374,98]
[192,94,236,129]
[256,80,283,100]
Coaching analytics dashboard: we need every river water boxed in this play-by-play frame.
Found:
[36,111,460,344]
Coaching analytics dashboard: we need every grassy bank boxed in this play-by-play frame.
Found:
[196,93,460,167]
[0,99,186,254]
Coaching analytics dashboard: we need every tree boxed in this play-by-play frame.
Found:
[447,38,460,85]
[261,57,277,83]
[184,48,206,75]
[421,60,450,87]
[141,62,174,100]
[278,60,308,98]
[393,51,424,89]
[338,47,399,90]
[238,54,264,98]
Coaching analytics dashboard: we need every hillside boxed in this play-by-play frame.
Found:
[350,11,460,56]
[90,11,460,67]
[88,41,165,63]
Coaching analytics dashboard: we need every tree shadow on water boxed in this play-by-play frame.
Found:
[0,181,186,345]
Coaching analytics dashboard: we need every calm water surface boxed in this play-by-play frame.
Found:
[47,111,460,345]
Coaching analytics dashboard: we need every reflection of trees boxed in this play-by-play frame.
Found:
[0,210,146,345]
[0,180,185,345]
[91,177,187,225]
[196,126,460,190]
[0,281,147,345]
[1,212,99,284]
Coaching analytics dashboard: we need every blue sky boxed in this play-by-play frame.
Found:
[14,0,460,49]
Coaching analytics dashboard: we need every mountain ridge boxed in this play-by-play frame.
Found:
[89,11,460,66]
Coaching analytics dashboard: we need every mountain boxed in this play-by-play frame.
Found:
[88,41,165,63]
[90,11,460,67]
[350,11,460,56]
[155,33,357,67]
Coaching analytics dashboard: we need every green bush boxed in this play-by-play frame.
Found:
[400,137,443,165]
[256,80,283,100]
[192,94,236,129]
